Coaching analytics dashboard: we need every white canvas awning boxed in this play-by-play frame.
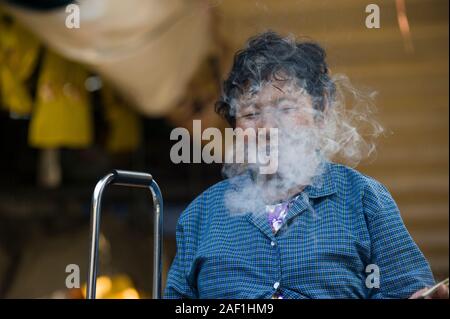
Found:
[5,0,211,116]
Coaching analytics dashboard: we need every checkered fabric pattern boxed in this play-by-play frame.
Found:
[164,162,435,299]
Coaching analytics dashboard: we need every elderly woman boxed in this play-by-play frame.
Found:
[164,31,447,299]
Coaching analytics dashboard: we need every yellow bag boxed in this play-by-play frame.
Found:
[29,51,93,148]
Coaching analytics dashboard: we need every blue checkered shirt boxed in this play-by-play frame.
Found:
[164,162,435,299]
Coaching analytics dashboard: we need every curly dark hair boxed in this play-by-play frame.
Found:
[215,31,336,127]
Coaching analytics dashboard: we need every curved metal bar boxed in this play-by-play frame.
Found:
[86,173,115,299]
[86,171,163,299]
[149,179,163,299]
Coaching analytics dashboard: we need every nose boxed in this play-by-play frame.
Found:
[258,110,279,130]
[255,115,276,144]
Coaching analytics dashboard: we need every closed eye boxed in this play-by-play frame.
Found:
[241,112,260,119]
[279,106,298,113]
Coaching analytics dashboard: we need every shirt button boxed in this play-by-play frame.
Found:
[273,282,280,289]
[270,241,276,247]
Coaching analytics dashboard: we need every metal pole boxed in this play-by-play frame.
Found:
[86,173,115,299]
[149,180,163,299]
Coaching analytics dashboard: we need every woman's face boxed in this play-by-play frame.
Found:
[235,80,317,131]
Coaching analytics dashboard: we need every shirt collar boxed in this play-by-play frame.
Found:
[303,161,337,199]
[232,161,337,200]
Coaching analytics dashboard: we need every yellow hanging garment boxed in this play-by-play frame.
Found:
[1,65,33,115]
[29,51,93,148]
[0,17,40,115]
[102,85,141,153]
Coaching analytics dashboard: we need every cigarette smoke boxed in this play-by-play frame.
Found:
[216,32,384,216]
[221,75,383,217]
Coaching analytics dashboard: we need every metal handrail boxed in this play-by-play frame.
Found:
[86,170,163,299]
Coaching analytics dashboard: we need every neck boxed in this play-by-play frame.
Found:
[257,175,305,203]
